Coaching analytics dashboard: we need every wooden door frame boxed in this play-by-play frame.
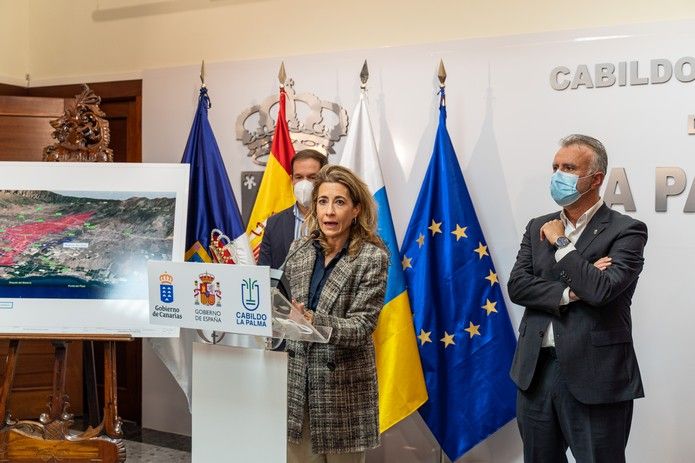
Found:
[0,80,142,163]
[26,80,142,163]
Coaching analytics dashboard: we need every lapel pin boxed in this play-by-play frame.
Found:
[593,229,598,235]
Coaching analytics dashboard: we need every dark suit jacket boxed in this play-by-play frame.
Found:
[508,204,647,405]
[258,205,295,269]
[284,238,388,454]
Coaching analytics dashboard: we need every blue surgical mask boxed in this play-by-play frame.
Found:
[550,170,593,207]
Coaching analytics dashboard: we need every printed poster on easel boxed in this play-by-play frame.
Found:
[0,162,189,337]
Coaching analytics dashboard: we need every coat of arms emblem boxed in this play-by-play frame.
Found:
[194,272,221,307]
[159,272,174,303]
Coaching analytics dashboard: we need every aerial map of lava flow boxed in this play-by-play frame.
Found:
[0,190,176,299]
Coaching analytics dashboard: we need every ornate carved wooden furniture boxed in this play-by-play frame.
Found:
[43,85,113,162]
[0,335,130,462]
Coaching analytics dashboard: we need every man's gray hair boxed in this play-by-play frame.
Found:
[559,134,608,174]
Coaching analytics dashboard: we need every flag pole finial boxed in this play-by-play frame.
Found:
[200,60,206,88]
[438,59,447,88]
[278,62,287,88]
[360,60,369,89]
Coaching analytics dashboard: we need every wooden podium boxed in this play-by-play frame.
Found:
[0,334,130,463]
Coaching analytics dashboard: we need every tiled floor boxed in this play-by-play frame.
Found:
[70,421,192,462]
[122,424,192,462]
[122,425,191,453]
[124,439,191,463]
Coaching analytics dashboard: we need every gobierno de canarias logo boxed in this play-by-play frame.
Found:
[159,272,174,303]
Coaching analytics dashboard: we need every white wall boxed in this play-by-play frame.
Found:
[2,0,695,84]
[142,20,695,462]
[0,0,29,85]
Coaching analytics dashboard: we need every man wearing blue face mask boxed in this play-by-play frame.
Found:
[508,134,648,463]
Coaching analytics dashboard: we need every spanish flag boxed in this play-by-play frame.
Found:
[246,87,296,259]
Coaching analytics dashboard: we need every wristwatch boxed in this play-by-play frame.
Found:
[555,236,571,249]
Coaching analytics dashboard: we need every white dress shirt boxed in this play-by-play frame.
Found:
[541,198,604,347]
[293,203,307,240]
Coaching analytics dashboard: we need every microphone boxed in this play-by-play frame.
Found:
[278,229,320,273]
[270,230,320,293]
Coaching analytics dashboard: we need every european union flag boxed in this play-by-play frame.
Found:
[401,90,517,461]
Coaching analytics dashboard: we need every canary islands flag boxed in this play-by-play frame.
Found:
[182,87,253,265]
[246,86,296,260]
[401,90,517,460]
[340,87,427,433]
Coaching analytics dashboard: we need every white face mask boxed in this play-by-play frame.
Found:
[293,179,314,208]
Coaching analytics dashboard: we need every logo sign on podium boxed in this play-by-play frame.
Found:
[147,261,271,336]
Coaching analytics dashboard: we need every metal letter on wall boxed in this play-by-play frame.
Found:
[604,167,636,212]
[655,167,687,212]
[675,56,695,82]
[595,63,616,88]
[684,179,695,213]
[550,66,571,91]
[650,58,673,84]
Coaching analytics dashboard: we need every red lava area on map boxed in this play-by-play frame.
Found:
[0,211,95,267]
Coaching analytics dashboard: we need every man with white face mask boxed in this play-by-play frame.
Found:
[258,149,327,269]
[508,134,648,463]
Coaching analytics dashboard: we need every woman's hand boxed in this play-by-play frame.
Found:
[289,299,306,322]
[290,299,314,325]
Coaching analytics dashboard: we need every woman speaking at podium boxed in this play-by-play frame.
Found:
[284,165,388,463]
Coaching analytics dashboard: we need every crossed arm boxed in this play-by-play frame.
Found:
[554,221,647,306]
[508,220,568,316]
[508,218,647,314]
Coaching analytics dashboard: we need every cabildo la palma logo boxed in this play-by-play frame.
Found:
[237,277,267,328]
[241,278,259,311]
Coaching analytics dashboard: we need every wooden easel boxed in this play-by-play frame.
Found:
[0,334,131,462]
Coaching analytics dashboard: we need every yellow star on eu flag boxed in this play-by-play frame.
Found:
[485,269,498,286]
[416,233,425,248]
[464,321,481,338]
[401,255,413,270]
[481,299,498,315]
[417,329,432,346]
[440,331,455,348]
[474,242,489,259]
[451,224,468,241]
[428,219,442,236]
